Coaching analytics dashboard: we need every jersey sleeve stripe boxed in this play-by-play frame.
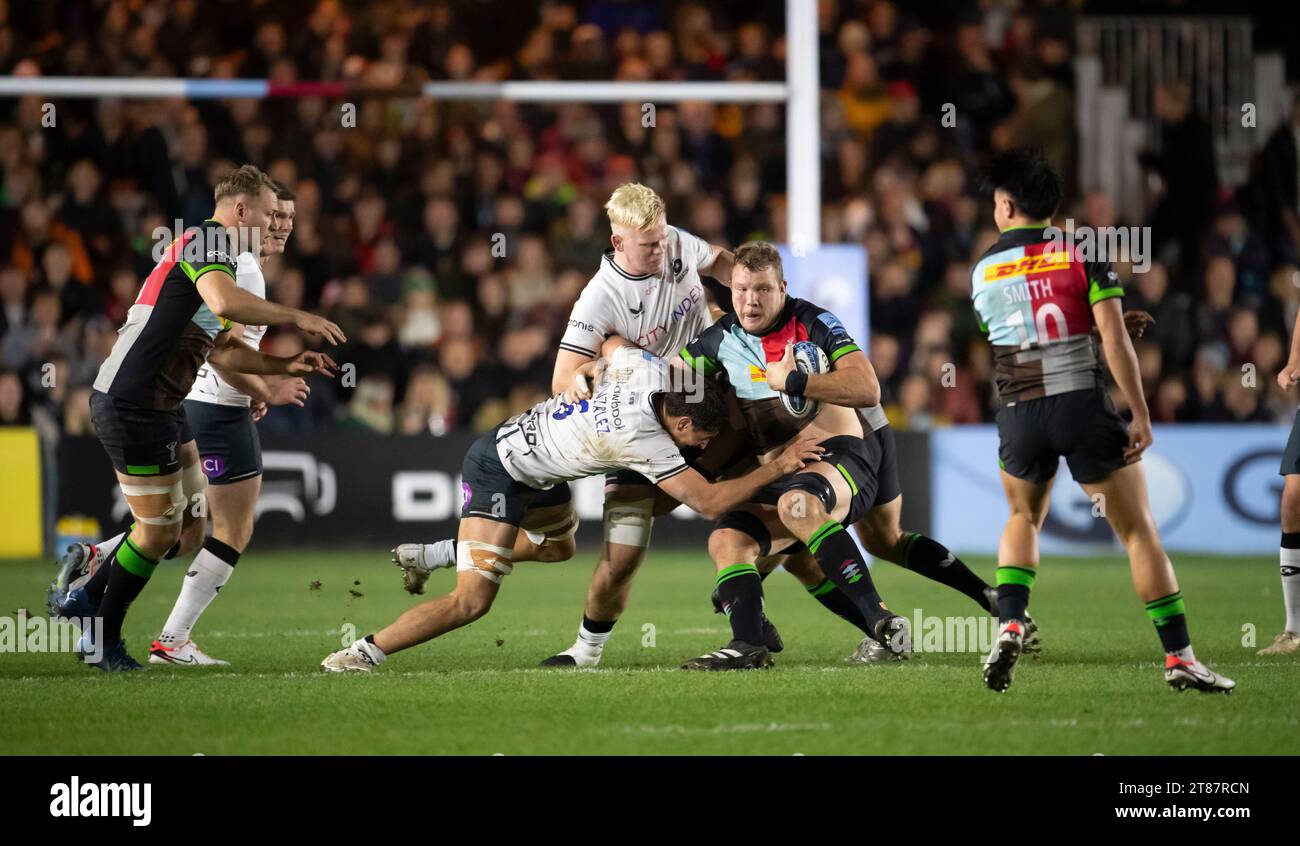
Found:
[1087,279,1124,305]
[559,342,598,358]
[679,348,719,374]
[654,463,690,482]
[828,343,860,362]
[182,262,237,284]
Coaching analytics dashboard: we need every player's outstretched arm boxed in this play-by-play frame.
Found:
[1094,297,1152,461]
[657,436,823,519]
[196,271,346,345]
[703,245,735,286]
[209,330,339,378]
[207,320,273,402]
[765,345,880,407]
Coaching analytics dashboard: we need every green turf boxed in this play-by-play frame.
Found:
[0,550,1295,755]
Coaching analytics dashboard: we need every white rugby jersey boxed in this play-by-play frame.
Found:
[559,225,715,361]
[186,252,268,408]
[496,347,690,490]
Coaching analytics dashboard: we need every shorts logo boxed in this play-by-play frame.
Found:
[166,441,178,463]
[462,481,472,509]
[201,456,226,478]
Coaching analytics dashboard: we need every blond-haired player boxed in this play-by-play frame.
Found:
[393,183,738,666]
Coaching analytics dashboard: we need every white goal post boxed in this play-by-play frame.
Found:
[0,2,820,246]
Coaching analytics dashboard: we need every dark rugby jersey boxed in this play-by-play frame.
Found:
[969,226,1123,405]
[93,219,235,410]
[680,296,888,453]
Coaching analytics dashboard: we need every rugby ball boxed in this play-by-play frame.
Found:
[780,341,828,420]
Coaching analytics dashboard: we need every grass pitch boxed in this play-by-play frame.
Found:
[0,549,1295,755]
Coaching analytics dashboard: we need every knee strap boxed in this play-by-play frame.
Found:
[785,472,837,514]
[456,540,514,584]
[120,480,186,526]
[604,498,655,548]
[524,512,579,545]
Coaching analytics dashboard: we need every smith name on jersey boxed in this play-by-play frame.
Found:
[970,226,1123,404]
[559,225,715,360]
[187,252,268,408]
[494,348,690,490]
[93,219,235,410]
[680,296,888,453]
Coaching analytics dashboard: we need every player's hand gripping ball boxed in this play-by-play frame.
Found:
[779,340,828,420]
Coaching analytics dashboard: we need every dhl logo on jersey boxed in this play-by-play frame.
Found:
[749,365,766,382]
[982,252,1071,283]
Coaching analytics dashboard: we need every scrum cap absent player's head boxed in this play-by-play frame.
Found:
[605,182,668,276]
[212,164,280,255]
[730,240,787,334]
[980,146,1062,230]
[658,370,727,448]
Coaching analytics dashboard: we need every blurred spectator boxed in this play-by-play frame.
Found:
[0,0,1288,436]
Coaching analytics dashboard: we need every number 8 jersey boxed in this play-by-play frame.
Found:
[970,226,1123,404]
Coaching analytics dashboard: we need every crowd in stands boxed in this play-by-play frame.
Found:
[2,0,1297,440]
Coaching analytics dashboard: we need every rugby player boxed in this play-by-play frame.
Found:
[1262,304,1300,654]
[667,241,1006,669]
[52,165,344,671]
[971,146,1233,692]
[392,182,751,667]
[320,347,822,672]
[146,185,306,666]
[50,187,309,667]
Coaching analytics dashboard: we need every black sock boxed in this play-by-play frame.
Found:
[581,615,615,635]
[715,563,765,645]
[806,579,872,635]
[899,533,992,611]
[98,536,159,644]
[807,521,891,633]
[84,534,131,605]
[1146,592,1193,656]
[995,566,1036,624]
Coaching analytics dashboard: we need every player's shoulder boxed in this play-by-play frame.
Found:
[586,250,644,290]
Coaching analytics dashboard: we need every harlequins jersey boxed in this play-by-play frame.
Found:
[969,226,1123,405]
[93,219,235,410]
[680,296,887,453]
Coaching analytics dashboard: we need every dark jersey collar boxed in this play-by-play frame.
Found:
[602,248,653,280]
[976,225,1053,263]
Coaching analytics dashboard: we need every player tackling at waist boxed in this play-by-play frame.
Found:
[319,347,822,672]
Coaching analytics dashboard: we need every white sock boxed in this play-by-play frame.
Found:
[576,619,613,651]
[1281,545,1300,633]
[159,544,237,645]
[1170,645,1196,663]
[356,637,386,664]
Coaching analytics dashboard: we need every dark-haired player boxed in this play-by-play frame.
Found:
[53,165,345,671]
[320,348,822,672]
[971,146,1233,692]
